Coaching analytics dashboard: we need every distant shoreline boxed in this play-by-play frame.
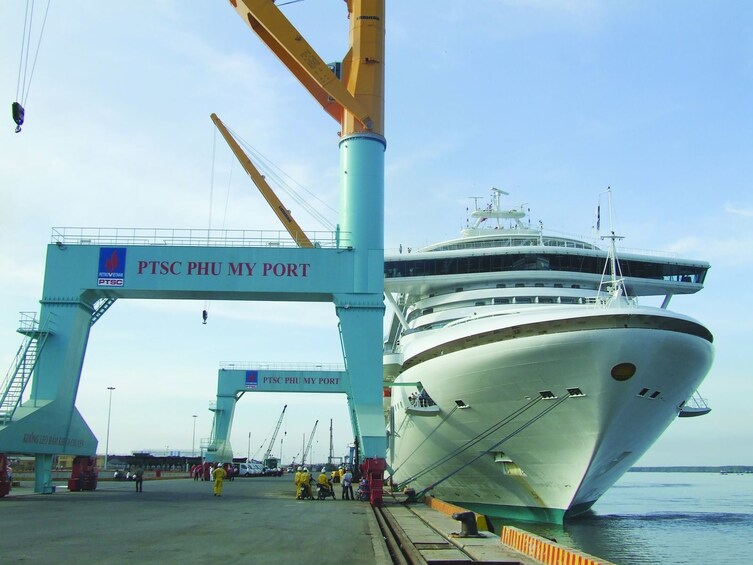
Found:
[631,466,753,473]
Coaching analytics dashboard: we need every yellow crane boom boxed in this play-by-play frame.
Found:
[228,0,382,135]
[210,113,314,248]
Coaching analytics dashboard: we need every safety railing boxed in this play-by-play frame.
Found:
[51,227,350,249]
[220,361,345,372]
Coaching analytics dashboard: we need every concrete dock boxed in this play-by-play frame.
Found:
[1,475,549,564]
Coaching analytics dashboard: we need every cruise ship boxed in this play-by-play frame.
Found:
[382,189,714,523]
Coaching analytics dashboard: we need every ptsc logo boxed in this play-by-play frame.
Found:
[245,371,258,389]
[98,247,127,287]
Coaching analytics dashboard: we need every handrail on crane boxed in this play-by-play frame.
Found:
[210,113,314,248]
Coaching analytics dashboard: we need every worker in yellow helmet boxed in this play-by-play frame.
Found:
[294,466,303,499]
[300,467,312,499]
[317,469,335,500]
[212,463,227,497]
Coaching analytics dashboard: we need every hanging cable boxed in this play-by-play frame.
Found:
[220,160,234,230]
[13,0,51,133]
[228,126,337,231]
[202,128,218,324]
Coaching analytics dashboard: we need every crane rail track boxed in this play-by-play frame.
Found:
[373,503,499,564]
[373,505,427,565]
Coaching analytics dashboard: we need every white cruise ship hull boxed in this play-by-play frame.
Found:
[387,305,714,523]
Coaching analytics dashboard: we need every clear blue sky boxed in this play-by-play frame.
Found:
[1,2,751,466]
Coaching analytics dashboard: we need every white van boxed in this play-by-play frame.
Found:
[237,462,263,477]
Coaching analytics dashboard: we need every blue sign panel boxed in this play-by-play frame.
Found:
[97,247,127,287]
[245,370,258,389]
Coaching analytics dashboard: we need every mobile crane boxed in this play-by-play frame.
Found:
[300,420,318,468]
[262,405,287,476]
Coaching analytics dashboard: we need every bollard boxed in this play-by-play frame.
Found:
[451,511,483,538]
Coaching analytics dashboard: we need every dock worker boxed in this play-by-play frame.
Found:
[300,467,312,499]
[213,463,227,496]
[134,466,144,493]
[342,468,354,500]
[294,466,303,498]
[317,470,333,497]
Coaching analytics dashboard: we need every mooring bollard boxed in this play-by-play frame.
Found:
[451,511,481,538]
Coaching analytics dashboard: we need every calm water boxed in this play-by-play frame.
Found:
[497,472,753,565]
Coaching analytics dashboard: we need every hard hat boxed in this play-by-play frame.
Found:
[297,466,302,471]
[303,467,308,472]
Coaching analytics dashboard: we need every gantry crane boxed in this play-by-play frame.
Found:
[262,405,287,476]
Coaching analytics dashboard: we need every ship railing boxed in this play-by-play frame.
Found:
[389,229,679,258]
[584,294,637,308]
[51,227,348,249]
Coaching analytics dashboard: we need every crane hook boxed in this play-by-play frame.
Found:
[12,102,24,133]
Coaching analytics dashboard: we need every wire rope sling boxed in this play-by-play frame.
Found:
[12,0,51,133]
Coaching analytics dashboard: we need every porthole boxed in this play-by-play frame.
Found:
[611,362,637,381]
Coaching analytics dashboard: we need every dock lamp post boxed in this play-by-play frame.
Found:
[104,386,115,470]
[192,415,197,457]
[248,432,251,463]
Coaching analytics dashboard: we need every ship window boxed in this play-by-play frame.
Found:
[475,301,485,306]
[560,297,580,304]
[539,390,557,399]
[493,298,510,305]
[515,283,525,287]
[638,388,649,397]
[422,307,434,315]
[571,284,581,289]
[650,390,661,399]
[534,283,544,287]
[538,297,556,304]
[515,297,534,304]
[567,387,585,397]
[496,283,506,288]
[554,283,563,288]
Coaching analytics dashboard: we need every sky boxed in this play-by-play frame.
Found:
[0,1,751,468]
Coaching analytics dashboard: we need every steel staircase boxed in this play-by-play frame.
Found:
[90,298,116,326]
[0,313,53,425]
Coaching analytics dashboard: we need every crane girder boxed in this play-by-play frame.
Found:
[210,113,314,248]
[229,0,374,131]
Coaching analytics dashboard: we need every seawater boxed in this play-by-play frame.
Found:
[493,472,753,565]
